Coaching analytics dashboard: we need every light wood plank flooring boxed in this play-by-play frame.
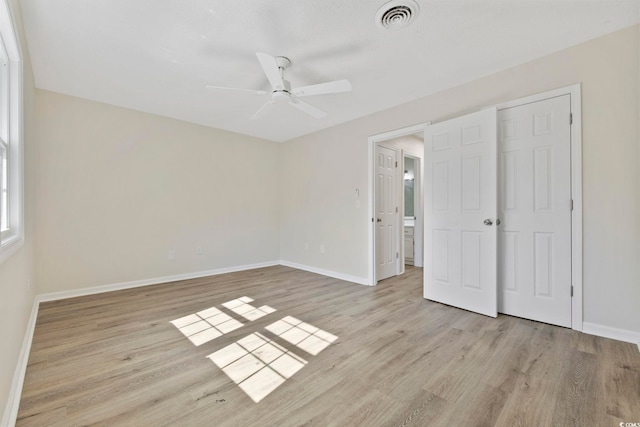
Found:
[17,266,640,426]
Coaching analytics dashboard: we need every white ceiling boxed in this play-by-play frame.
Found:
[20,0,639,142]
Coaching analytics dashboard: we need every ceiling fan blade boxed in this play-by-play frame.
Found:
[256,52,284,90]
[291,79,352,97]
[288,98,327,119]
[205,85,267,95]
[250,99,276,120]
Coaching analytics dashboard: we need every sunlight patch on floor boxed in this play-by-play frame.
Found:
[222,296,277,321]
[171,298,338,403]
[170,296,278,346]
[170,307,243,346]
[207,331,308,403]
[265,316,338,356]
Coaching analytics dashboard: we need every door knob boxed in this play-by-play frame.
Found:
[484,219,493,226]
[377,218,382,222]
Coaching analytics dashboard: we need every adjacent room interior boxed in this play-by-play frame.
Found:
[1,0,639,425]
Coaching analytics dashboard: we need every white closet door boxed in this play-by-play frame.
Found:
[498,95,572,327]
[376,144,398,281]
[424,108,498,317]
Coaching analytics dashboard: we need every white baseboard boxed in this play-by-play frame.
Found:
[1,299,39,427]
[37,261,280,302]
[279,260,369,286]
[582,322,640,350]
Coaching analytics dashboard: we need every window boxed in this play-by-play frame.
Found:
[0,0,23,263]
[1,35,9,235]
[1,142,7,233]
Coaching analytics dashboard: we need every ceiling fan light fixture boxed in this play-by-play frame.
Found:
[375,0,419,30]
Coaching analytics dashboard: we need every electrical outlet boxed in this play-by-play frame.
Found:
[168,249,176,261]
[319,244,325,254]
[197,245,203,255]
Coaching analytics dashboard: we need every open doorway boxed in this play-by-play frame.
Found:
[403,154,420,267]
[368,123,428,286]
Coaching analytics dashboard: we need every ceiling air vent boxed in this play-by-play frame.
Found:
[375,0,420,30]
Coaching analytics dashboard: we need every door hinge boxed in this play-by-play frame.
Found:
[571,199,574,211]
[570,113,573,125]
[395,161,398,167]
[571,286,574,297]
[396,206,398,213]
[396,252,399,259]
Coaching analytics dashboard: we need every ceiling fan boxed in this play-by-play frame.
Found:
[206,52,352,120]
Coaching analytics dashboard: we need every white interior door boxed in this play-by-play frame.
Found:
[498,95,572,327]
[376,144,398,281]
[424,108,498,317]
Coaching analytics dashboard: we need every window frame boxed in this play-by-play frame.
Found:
[0,0,23,264]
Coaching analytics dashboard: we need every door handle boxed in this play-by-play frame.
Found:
[377,218,382,222]
[484,219,493,226]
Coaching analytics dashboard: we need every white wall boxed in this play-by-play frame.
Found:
[278,126,369,279]
[0,0,36,421]
[33,91,280,294]
[279,25,640,335]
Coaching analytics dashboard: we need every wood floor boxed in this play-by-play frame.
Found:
[17,266,640,426]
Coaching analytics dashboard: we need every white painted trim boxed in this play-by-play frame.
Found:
[399,147,405,276]
[569,86,583,332]
[490,84,583,332]
[582,322,640,347]
[37,261,280,302]
[368,122,430,286]
[490,85,579,110]
[369,123,429,143]
[1,299,38,427]
[367,137,374,285]
[279,260,369,286]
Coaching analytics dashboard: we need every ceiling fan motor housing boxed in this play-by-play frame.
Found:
[273,56,292,91]
[273,79,292,102]
[275,56,291,69]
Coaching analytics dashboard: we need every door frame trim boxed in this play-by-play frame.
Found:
[489,84,583,331]
[368,122,430,286]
